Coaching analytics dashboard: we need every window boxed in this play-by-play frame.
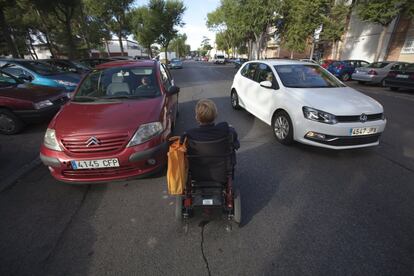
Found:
[401,38,414,54]
[359,61,369,67]
[0,71,19,86]
[160,63,172,89]
[256,63,279,89]
[368,62,390,68]
[391,63,409,71]
[274,64,345,88]
[2,66,25,77]
[74,66,160,102]
[241,63,258,81]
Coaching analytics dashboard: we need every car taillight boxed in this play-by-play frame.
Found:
[368,70,377,75]
[387,72,396,78]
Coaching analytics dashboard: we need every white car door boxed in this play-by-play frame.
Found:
[237,63,258,111]
[248,63,280,125]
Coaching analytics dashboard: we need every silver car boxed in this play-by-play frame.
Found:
[352,61,409,86]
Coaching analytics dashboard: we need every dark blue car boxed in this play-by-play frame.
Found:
[327,60,369,81]
[0,59,81,92]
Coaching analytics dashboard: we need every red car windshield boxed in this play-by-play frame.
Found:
[74,66,161,102]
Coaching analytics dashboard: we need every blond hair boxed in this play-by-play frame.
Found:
[195,99,217,124]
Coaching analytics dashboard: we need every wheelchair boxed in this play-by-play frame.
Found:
[175,134,241,232]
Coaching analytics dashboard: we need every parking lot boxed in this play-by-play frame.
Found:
[0,61,413,275]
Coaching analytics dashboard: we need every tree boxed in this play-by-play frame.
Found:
[150,0,185,63]
[320,0,350,59]
[279,0,330,57]
[357,0,414,61]
[170,33,188,57]
[85,0,134,56]
[130,6,161,57]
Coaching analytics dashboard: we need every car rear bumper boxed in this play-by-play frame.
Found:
[40,138,169,183]
[294,119,387,149]
[384,79,414,90]
[351,73,382,83]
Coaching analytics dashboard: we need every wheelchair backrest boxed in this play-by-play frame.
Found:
[187,135,233,183]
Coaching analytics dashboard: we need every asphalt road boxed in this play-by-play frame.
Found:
[0,61,413,276]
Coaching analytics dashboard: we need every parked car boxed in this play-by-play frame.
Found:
[383,63,414,91]
[0,59,81,92]
[0,70,69,134]
[42,59,91,74]
[321,59,336,69]
[202,56,209,62]
[169,58,183,69]
[234,58,248,69]
[230,60,386,149]
[351,61,410,86]
[214,55,226,64]
[40,59,180,183]
[327,60,370,81]
[78,58,116,68]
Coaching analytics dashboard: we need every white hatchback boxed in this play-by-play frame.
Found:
[230,60,387,149]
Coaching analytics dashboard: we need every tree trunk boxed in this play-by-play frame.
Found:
[0,8,19,58]
[148,44,152,58]
[164,42,170,64]
[27,32,38,60]
[104,39,111,56]
[290,51,293,59]
[248,39,253,60]
[375,25,388,62]
[118,33,125,56]
[64,19,76,59]
[309,41,315,60]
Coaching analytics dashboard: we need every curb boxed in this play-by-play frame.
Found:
[0,157,42,193]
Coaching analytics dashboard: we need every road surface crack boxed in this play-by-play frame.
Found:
[199,220,212,276]
[41,185,91,269]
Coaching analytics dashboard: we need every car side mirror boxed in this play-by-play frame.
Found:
[259,80,273,89]
[168,85,180,95]
[18,74,33,82]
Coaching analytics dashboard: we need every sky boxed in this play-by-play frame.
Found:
[178,0,221,50]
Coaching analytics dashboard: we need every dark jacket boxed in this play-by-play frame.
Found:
[182,122,240,150]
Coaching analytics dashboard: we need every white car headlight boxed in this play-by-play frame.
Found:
[55,80,77,87]
[127,122,163,147]
[33,100,53,110]
[44,128,62,151]
[303,106,337,124]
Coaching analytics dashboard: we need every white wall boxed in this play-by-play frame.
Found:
[341,10,397,62]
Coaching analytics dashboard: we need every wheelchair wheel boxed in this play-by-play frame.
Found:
[233,189,241,225]
[175,196,183,221]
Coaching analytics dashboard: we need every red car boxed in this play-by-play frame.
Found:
[40,60,179,183]
[0,70,68,134]
[321,59,336,69]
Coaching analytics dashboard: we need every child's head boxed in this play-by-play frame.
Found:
[195,99,217,124]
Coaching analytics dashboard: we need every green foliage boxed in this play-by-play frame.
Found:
[129,6,161,57]
[357,0,413,27]
[320,1,350,43]
[170,33,189,57]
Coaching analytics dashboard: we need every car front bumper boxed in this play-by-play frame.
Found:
[40,137,169,183]
[294,119,387,150]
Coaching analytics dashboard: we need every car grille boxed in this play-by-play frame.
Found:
[62,165,138,178]
[336,113,383,123]
[61,134,129,155]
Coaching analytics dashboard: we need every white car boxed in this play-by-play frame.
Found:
[230,60,387,149]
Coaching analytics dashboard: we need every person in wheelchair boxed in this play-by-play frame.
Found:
[176,99,241,229]
[183,99,240,152]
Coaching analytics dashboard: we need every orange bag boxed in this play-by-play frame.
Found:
[167,136,188,195]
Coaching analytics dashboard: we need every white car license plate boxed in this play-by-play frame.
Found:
[71,158,120,170]
[350,127,377,136]
[396,74,409,79]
